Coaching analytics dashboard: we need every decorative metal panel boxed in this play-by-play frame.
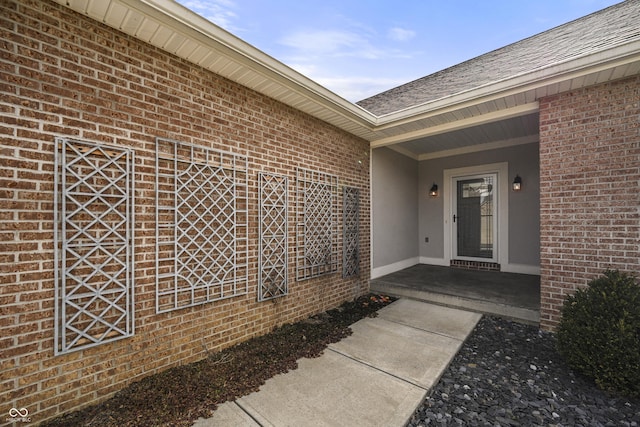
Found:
[342,186,360,278]
[258,173,288,301]
[54,137,135,355]
[155,138,248,313]
[296,168,338,281]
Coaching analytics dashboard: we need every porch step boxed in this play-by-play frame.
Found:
[371,281,540,325]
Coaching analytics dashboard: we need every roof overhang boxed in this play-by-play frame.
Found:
[54,0,640,150]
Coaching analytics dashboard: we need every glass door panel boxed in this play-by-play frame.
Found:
[454,175,495,260]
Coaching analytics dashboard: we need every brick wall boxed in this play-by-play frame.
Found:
[0,0,370,423]
[539,75,640,330]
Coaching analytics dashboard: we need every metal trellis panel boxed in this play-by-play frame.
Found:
[155,138,248,313]
[258,173,288,301]
[296,168,338,281]
[342,186,360,278]
[54,137,135,355]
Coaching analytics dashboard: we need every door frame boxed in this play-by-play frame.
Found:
[443,162,509,267]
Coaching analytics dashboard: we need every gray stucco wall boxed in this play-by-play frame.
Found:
[371,147,419,269]
[418,142,540,268]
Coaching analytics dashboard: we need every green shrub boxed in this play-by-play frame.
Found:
[556,270,640,398]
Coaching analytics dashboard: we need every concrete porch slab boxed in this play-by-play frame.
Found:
[371,264,540,324]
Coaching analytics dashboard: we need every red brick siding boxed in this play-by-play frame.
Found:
[0,0,370,422]
[539,75,640,330]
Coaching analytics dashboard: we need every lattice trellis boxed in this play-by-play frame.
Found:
[296,168,338,281]
[342,186,360,278]
[155,138,248,313]
[54,137,135,355]
[258,173,288,301]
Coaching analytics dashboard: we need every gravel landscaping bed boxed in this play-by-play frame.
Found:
[408,315,640,427]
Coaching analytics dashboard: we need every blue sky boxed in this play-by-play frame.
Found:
[176,0,621,101]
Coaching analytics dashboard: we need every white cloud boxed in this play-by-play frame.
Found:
[388,27,416,42]
[279,29,384,60]
[308,76,412,102]
[179,0,238,31]
[285,59,408,101]
[285,62,320,80]
[277,24,424,101]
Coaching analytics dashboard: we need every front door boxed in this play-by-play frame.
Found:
[453,174,497,261]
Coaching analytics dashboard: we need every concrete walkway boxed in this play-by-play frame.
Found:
[194,299,481,427]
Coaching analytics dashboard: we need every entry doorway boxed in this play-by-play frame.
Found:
[443,163,509,268]
[453,174,497,262]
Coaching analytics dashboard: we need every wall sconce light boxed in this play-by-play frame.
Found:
[429,183,438,197]
[512,175,522,191]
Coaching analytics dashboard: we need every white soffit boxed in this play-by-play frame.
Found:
[53,0,640,146]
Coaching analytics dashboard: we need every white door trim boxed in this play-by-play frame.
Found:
[443,162,509,267]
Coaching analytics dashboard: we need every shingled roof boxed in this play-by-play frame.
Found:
[357,0,640,116]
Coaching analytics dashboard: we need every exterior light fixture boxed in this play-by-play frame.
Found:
[512,175,522,191]
[429,183,438,197]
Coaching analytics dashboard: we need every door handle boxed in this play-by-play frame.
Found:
[453,214,457,223]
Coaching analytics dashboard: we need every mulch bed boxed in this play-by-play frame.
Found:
[43,294,395,427]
